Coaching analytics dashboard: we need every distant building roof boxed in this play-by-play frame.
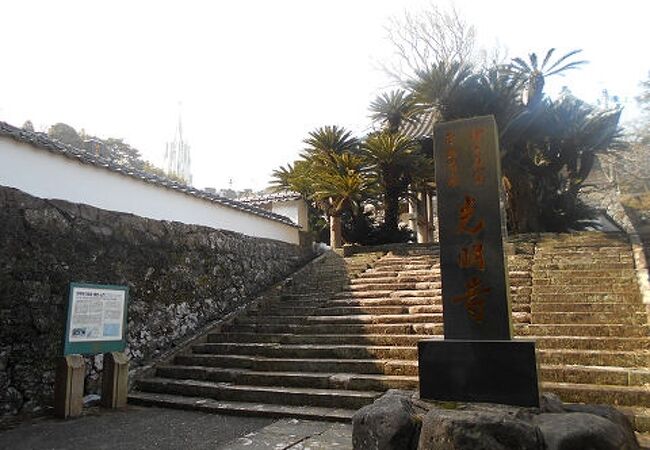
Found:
[399,108,437,140]
[239,191,303,206]
[0,121,298,227]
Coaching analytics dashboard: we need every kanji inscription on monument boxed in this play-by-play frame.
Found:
[434,115,512,340]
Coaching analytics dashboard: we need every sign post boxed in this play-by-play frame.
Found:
[55,283,130,417]
[418,115,539,407]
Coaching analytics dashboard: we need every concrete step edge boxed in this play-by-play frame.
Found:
[128,392,355,422]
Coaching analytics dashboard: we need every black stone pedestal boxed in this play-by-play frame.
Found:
[418,339,539,407]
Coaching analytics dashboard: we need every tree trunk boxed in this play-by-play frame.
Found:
[384,188,400,240]
[503,170,540,233]
[329,214,342,248]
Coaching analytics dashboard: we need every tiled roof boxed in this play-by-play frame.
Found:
[0,121,298,227]
[400,108,438,139]
[239,191,303,206]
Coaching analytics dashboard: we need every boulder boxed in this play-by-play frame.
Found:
[352,390,421,450]
[535,412,639,450]
[563,403,638,444]
[354,391,640,450]
[417,408,543,450]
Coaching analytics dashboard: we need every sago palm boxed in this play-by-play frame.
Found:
[312,152,370,248]
[363,131,432,238]
[302,125,359,161]
[506,48,587,108]
[369,90,421,134]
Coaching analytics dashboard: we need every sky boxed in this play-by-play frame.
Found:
[0,0,647,191]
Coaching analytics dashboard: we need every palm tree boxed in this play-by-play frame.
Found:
[506,48,587,108]
[311,153,371,248]
[363,131,432,239]
[302,125,359,160]
[406,61,475,121]
[270,160,315,198]
[369,90,421,134]
[272,126,368,248]
[402,53,622,233]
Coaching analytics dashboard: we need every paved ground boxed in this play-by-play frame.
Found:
[0,406,351,450]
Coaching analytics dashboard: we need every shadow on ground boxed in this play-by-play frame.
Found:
[0,407,274,450]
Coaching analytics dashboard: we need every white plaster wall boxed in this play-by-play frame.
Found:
[271,199,309,231]
[0,138,300,244]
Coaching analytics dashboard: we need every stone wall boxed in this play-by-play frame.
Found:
[0,186,312,417]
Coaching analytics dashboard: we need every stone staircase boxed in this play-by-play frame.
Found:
[522,233,650,433]
[129,233,650,432]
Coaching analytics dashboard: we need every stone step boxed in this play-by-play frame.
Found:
[331,289,441,299]
[128,392,355,422]
[536,243,630,250]
[533,277,638,287]
[343,281,442,291]
[192,343,420,360]
[272,303,529,316]
[136,377,381,410]
[532,269,637,279]
[350,275,440,284]
[537,349,649,367]
[531,303,646,314]
[372,261,433,267]
[156,363,650,392]
[532,293,642,303]
[207,333,650,351]
[187,340,648,371]
[268,305,445,316]
[155,366,420,391]
[208,333,432,346]
[225,323,444,335]
[174,354,418,375]
[535,249,631,257]
[234,313,444,325]
[542,381,650,408]
[527,336,650,351]
[533,263,633,270]
[534,285,640,294]
[365,269,440,277]
[236,312,531,326]
[530,312,648,325]
[520,324,649,337]
[540,364,650,386]
[324,297,439,307]
[377,255,436,261]
[618,407,650,433]
[367,259,437,266]
[227,321,650,337]
[534,257,633,265]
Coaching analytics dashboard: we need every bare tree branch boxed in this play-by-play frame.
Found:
[382,3,477,83]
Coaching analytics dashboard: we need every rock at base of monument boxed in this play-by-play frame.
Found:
[534,412,638,450]
[418,339,539,407]
[351,391,640,450]
[352,390,421,450]
[418,407,542,450]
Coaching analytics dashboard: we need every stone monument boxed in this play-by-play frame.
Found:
[418,115,540,407]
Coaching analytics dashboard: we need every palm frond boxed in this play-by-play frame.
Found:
[545,49,584,73]
[510,57,531,72]
[529,53,538,71]
[540,48,556,71]
[544,60,588,77]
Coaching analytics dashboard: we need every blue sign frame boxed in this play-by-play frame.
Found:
[63,283,129,355]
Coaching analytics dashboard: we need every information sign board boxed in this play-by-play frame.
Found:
[63,283,129,355]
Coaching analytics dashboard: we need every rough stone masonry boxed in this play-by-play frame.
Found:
[0,186,312,418]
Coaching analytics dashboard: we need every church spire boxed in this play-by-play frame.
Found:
[164,104,192,185]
